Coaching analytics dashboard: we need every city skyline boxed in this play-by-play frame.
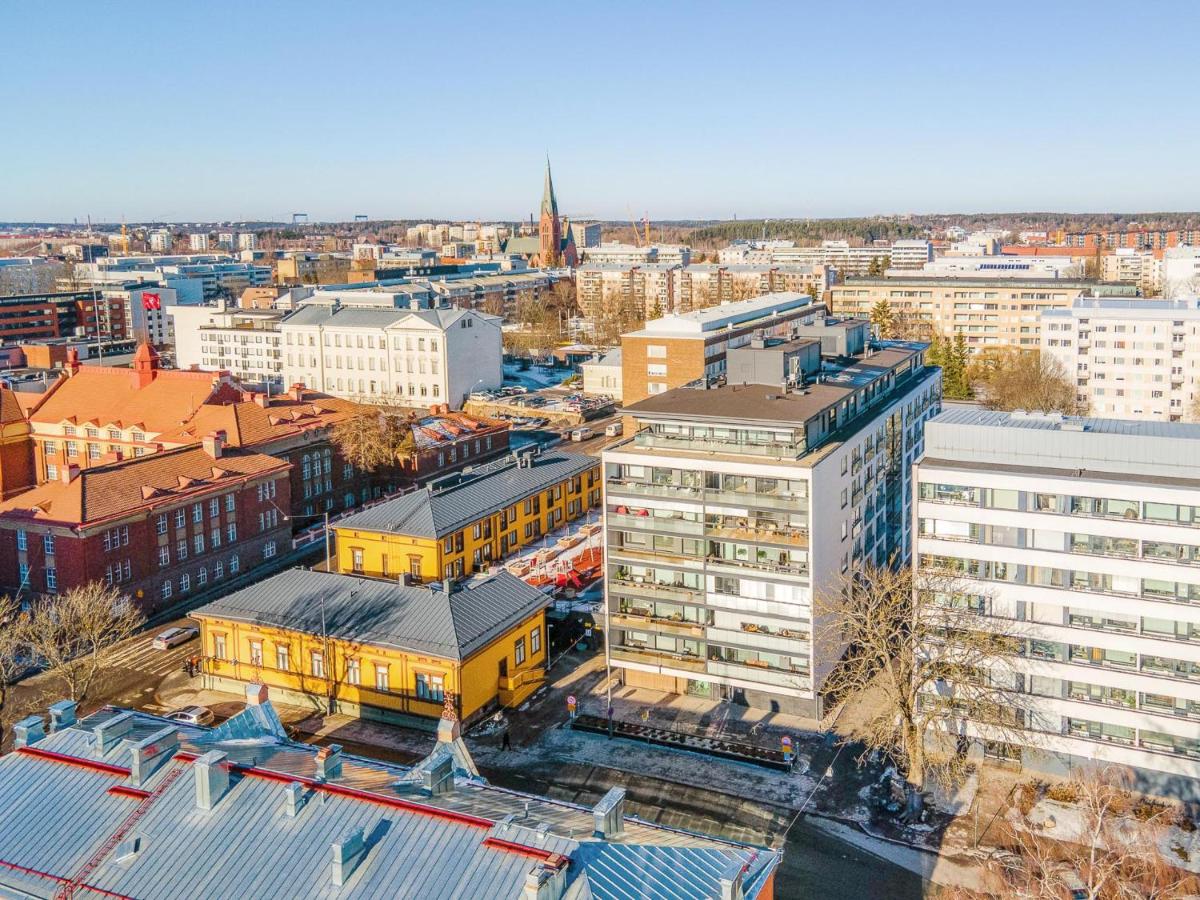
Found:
[5,1,1200,222]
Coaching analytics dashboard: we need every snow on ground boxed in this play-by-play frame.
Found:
[503,363,570,391]
[809,818,983,891]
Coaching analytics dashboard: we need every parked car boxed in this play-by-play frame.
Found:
[165,705,214,726]
[604,422,624,437]
[570,427,594,442]
[469,391,495,402]
[151,626,198,650]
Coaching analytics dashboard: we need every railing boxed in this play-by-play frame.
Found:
[633,432,804,460]
[610,646,707,673]
[608,579,703,602]
[611,612,707,638]
[705,524,809,548]
[498,667,545,706]
[605,480,703,501]
[606,512,705,536]
[706,555,808,577]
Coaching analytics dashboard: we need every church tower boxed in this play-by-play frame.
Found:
[538,157,563,267]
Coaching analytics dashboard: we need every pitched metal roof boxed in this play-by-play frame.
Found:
[192,568,550,661]
[0,703,780,899]
[336,451,599,538]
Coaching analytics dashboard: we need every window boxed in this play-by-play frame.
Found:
[211,527,221,548]
[264,541,277,559]
[158,546,170,568]
[65,441,77,457]
[180,573,190,592]
[249,640,263,666]
[374,663,389,692]
[514,636,526,665]
[177,539,188,561]
[209,498,220,518]
[46,464,58,480]
[192,503,203,523]
[213,634,226,659]
[346,658,361,684]
[215,561,225,579]
[198,566,208,585]
[351,548,364,573]
[230,554,240,574]
[416,672,444,702]
[276,645,289,671]
[43,534,55,555]
[45,568,57,592]
[227,522,237,542]
[17,562,28,585]
[175,509,186,529]
[530,626,541,655]
[156,514,167,535]
[16,530,26,552]
[160,579,172,601]
[194,534,205,555]
[310,651,325,678]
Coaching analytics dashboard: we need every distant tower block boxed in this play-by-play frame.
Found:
[291,213,309,225]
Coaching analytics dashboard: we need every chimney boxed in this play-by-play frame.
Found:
[60,464,80,484]
[94,710,136,755]
[421,751,454,797]
[290,383,305,402]
[194,750,231,810]
[245,682,269,706]
[283,781,307,817]
[592,786,626,838]
[48,699,76,732]
[201,431,226,460]
[12,715,45,748]
[331,827,368,886]
[522,855,569,900]
[316,744,343,781]
[719,859,746,900]
[66,347,81,375]
[126,725,179,787]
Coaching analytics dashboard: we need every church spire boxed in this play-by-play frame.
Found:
[541,156,558,219]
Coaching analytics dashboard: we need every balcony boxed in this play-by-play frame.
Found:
[606,480,703,502]
[706,524,809,548]
[609,579,703,603]
[611,612,707,638]
[706,554,807,577]
[707,659,811,690]
[608,544,704,564]
[611,646,708,673]
[704,489,808,513]
[633,432,805,460]
[607,511,705,536]
[499,667,546,707]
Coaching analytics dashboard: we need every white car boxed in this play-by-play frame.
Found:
[165,705,214,726]
[604,422,623,437]
[151,626,198,650]
[570,427,593,442]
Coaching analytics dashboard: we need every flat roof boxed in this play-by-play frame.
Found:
[625,292,818,339]
[1043,297,1200,316]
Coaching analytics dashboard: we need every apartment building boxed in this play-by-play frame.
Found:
[569,220,602,249]
[333,450,601,582]
[148,229,171,252]
[279,293,502,407]
[1164,248,1200,299]
[169,302,285,388]
[79,255,273,303]
[889,239,935,270]
[603,336,942,716]
[189,233,210,252]
[770,241,895,275]
[237,232,258,251]
[0,288,130,346]
[831,276,1138,350]
[1057,228,1200,251]
[583,243,693,266]
[0,435,291,612]
[1041,298,1200,421]
[1102,249,1162,296]
[914,410,1200,791]
[619,292,827,404]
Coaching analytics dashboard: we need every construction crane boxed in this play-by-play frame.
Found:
[626,206,642,246]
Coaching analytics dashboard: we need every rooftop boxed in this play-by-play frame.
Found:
[625,292,819,339]
[1044,297,1200,316]
[157,387,361,449]
[194,568,548,660]
[336,450,598,538]
[0,699,778,899]
[840,275,1134,291]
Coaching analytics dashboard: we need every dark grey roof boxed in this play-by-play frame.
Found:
[337,451,599,538]
[0,704,780,899]
[931,406,1200,439]
[193,568,550,661]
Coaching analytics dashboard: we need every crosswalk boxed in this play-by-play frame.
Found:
[103,631,199,677]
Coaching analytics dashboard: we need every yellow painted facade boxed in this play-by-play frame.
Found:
[194,606,548,723]
[334,463,602,582]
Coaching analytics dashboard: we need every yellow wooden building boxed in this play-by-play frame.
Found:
[191,567,550,727]
[332,450,601,583]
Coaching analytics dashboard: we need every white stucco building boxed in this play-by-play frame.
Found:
[915,410,1200,794]
[168,301,285,388]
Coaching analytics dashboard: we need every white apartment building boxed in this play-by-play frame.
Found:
[148,230,172,253]
[583,243,658,265]
[189,233,210,252]
[915,410,1200,793]
[889,240,935,270]
[1164,248,1200,299]
[581,348,622,401]
[1042,298,1200,421]
[604,336,941,716]
[217,232,235,250]
[279,293,502,408]
[169,301,285,387]
[237,232,259,251]
[903,255,1081,279]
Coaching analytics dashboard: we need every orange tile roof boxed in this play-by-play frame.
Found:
[158,388,361,448]
[0,389,27,426]
[30,367,241,435]
[0,444,287,526]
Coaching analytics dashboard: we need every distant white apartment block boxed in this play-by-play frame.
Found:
[569,221,602,249]
[148,230,172,253]
[237,232,259,251]
[583,242,692,266]
[279,291,502,407]
[1042,298,1200,421]
[1102,249,1162,296]
[1164,248,1200,299]
[916,410,1200,793]
[888,239,935,270]
[169,301,285,388]
[189,233,210,252]
[905,255,1081,279]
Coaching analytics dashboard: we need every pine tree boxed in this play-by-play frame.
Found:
[869,299,895,339]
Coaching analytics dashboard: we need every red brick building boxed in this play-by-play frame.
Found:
[0,435,291,612]
[0,389,35,500]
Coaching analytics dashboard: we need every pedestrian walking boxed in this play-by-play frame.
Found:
[501,727,512,751]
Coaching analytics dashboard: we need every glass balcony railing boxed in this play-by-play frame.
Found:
[632,432,805,459]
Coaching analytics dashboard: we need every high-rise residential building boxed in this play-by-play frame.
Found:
[569,220,602,249]
[888,239,935,270]
[1102,249,1162,296]
[831,276,1138,351]
[583,243,660,265]
[1042,298,1200,421]
[619,292,829,404]
[216,231,235,250]
[189,233,210,252]
[914,409,1200,789]
[169,301,286,388]
[603,333,942,715]
[148,229,172,252]
[1164,247,1200,299]
[237,232,259,251]
[279,292,502,407]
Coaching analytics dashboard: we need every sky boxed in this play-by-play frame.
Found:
[3,0,1199,223]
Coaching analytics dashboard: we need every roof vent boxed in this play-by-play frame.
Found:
[316,744,343,781]
[592,786,626,838]
[331,826,369,887]
[126,725,180,788]
[94,710,136,755]
[523,854,569,900]
[12,715,45,748]
[48,700,76,733]
[194,750,231,810]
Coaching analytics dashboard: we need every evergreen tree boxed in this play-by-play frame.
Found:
[869,299,895,339]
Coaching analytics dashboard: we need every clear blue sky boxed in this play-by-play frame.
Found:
[4,0,1199,223]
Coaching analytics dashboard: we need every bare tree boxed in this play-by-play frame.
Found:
[818,564,1026,817]
[0,595,27,746]
[983,765,1200,899]
[22,582,144,704]
[970,348,1084,415]
[330,406,415,474]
